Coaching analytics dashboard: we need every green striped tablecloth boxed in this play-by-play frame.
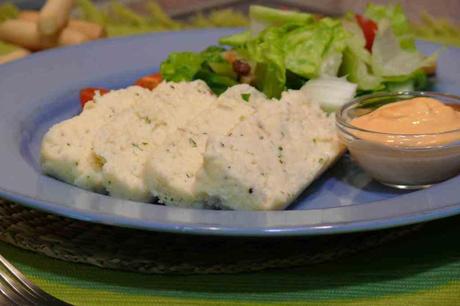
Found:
[1,213,460,306]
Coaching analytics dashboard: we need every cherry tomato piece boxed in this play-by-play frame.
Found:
[355,14,378,52]
[135,73,163,90]
[80,87,110,108]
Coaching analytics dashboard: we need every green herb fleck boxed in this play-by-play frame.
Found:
[319,158,325,164]
[277,145,284,164]
[241,93,251,102]
[189,138,197,147]
[132,143,143,151]
[141,116,152,124]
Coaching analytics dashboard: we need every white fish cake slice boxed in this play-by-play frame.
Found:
[40,86,151,192]
[195,90,344,210]
[93,81,216,201]
[145,94,256,208]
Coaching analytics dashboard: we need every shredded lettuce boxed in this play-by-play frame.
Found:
[248,5,314,36]
[246,25,287,98]
[340,5,437,92]
[384,70,429,92]
[161,4,436,99]
[219,31,251,48]
[160,46,237,94]
[371,20,436,78]
[160,52,204,82]
[219,6,313,47]
[339,20,383,91]
[284,19,347,79]
[222,18,349,98]
[364,3,415,51]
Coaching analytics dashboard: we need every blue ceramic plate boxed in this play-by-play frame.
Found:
[1,29,459,236]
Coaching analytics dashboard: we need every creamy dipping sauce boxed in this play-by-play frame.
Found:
[351,97,460,146]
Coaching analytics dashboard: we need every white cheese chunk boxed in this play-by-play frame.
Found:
[93,81,216,201]
[40,86,151,192]
[195,89,344,210]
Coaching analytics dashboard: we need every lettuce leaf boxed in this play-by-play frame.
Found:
[219,5,313,48]
[219,31,251,48]
[340,48,383,91]
[249,5,314,36]
[220,18,349,98]
[284,19,347,78]
[159,4,433,99]
[195,68,238,95]
[340,6,435,92]
[383,70,429,92]
[340,20,383,90]
[160,46,237,94]
[160,52,204,82]
[247,26,287,98]
[371,20,437,78]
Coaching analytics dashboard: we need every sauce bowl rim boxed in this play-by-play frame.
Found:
[336,91,460,138]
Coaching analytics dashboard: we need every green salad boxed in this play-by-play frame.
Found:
[161,4,437,101]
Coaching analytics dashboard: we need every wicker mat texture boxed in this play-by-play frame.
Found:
[0,200,420,274]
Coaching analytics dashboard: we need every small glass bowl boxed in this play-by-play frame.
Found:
[336,91,460,189]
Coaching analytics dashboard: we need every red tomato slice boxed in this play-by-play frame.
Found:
[135,73,163,90]
[80,87,109,108]
[355,14,378,52]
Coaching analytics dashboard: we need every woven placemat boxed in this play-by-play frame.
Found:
[0,200,420,274]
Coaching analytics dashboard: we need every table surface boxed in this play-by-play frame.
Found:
[2,213,460,305]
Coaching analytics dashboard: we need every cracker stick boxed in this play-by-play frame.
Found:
[68,19,106,40]
[20,10,106,40]
[58,27,90,46]
[0,48,31,64]
[38,0,75,36]
[0,19,53,50]
[18,10,39,22]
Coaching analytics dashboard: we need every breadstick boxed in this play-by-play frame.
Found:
[58,27,90,46]
[20,10,106,40]
[38,0,75,36]
[68,19,106,40]
[0,19,53,50]
[0,48,31,64]
[18,10,39,22]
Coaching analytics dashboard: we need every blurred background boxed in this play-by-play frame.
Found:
[7,0,460,23]
[0,0,458,64]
